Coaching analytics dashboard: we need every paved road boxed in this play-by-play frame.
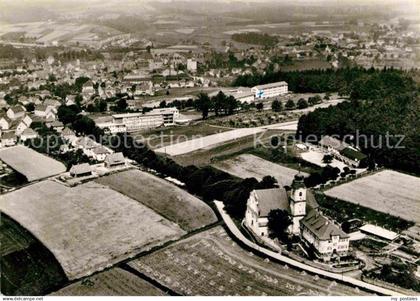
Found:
[214,201,402,296]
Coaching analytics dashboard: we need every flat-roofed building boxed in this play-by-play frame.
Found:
[252,81,288,99]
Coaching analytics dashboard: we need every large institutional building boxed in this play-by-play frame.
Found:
[251,81,288,99]
[245,174,349,262]
[97,107,179,133]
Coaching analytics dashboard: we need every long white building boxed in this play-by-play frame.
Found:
[251,81,288,99]
[97,107,179,133]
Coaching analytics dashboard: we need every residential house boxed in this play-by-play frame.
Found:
[104,152,126,168]
[69,163,93,178]
[1,131,17,147]
[20,128,38,141]
[300,210,350,262]
[7,106,26,120]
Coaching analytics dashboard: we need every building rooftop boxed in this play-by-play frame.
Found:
[254,188,289,217]
[301,209,349,240]
[319,135,348,151]
[253,81,288,90]
[70,163,92,176]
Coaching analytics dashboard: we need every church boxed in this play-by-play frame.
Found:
[244,174,350,262]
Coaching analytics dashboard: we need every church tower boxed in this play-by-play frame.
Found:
[289,174,307,235]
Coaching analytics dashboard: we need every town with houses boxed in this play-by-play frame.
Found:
[0,0,419,298]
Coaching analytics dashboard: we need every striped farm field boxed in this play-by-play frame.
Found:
[128,226,369,296]
[50,268,166,296]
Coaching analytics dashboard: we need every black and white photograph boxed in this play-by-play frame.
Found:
[0,0,419,299]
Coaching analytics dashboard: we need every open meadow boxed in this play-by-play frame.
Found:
[213,154,307,187]
[325,170,420,222]
[50,268,166,296]
[128,226,369,296]
[96,169,217,231]
[0,180,186,280]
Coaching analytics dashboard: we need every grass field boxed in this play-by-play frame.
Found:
[212,154,307,187]
[0,180,186,280]
[324,170,420,223]
[50,268,166,296]
[1,214,67,296]
[96,169,217,231]
[128,226,369,296]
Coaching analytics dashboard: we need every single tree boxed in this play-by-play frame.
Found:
[267,209,292,241]
[285,99,295,110]
[297,98,309,109]
[195,93,212,119]
[271,99,282,112]
[322,154,333,164]
[256,102,264,112]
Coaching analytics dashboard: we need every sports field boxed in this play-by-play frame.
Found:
[155,128,266,156]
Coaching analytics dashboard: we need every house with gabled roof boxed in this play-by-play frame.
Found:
[104,152,125,168]
[7,105,26,120]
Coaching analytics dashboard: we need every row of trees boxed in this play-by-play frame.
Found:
[195,92,240,119]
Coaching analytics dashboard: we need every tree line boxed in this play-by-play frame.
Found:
[233,66,416,97]
[297,70,419,175]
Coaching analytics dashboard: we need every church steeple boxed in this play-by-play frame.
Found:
[291,173,306,202]
[288,173,307,235]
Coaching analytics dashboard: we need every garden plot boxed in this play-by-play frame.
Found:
[213,154,307,187]
[51,268,166,296]
[128,226,369,296]
[155,128,266,156]
[0,180,185,280]
[96,169,217,231]
[325,170,420,222]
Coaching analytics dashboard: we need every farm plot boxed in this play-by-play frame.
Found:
[325,170,420,223]
[213,154,307,187]
[1,213,67,296]
[0,180,185,280]
[0,145,66,182]
[128,226,368,296]
[155,128,266,156]
[96,169,217,231]
[50,268,166,296]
